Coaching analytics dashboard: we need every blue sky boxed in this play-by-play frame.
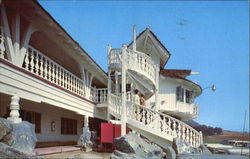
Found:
[39,1,249,132]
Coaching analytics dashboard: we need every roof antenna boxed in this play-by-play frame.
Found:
[133,25,136,51]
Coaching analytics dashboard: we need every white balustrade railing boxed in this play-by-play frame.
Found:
[109,93,122,117]
[94,88,108,103]
[109,48,157,85]
[108,93,202,147]
[126,49,156,84]
[22,46,86,97]
[176,101,199,116]
[108,48,122,68]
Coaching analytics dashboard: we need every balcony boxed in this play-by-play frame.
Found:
[108,48,157,87]
[161,102,199,120]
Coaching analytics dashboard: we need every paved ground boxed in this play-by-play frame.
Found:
[177,154,249,159]
[41,150,111,159]
[34,146,80,155]
[206,143,250,156]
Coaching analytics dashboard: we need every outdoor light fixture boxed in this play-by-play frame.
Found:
[202,84,216,92]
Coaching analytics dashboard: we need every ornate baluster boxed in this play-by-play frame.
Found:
[173,121,177,137]
[73,76,76,92]
[47,60,51,81]
[182,126,186,141]
[75,79,79,94]
[36,54,41,76]
[34,51,39,75]
[167,118,171,135]
[30,50,35,73]
[190,131,193,147]
[186,129,190,143]
[57,66,61,86]
[23,50,30,70]
[54,65,58,83]
[142,109,146,124]
[61,69,65,88]
[50,63,54,83]
[43,58,48,79]
[39,55,44,77]
[177,122,181,138]
[68,74,71,91]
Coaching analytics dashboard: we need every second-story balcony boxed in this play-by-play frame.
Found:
[160,102,199,120]
[108,47,157,88]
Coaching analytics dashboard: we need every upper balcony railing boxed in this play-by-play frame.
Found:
[22,46,86,97]
[108,48,157,86]
[0,39,107,104]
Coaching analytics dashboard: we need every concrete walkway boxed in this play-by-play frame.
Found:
[34,146,80,155]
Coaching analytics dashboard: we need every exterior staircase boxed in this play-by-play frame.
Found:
[95,45,203,150]
[108,93,203,149]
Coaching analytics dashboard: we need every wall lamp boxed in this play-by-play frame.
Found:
[202,84,216,92]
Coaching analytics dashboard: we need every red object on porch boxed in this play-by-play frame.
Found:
[101,123,113,143]
[99,123,132,152]
[113,124,121,138]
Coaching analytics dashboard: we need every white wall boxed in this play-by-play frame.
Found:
[0,95,84,142]
[21,100,84,142]
[146,75,198,112]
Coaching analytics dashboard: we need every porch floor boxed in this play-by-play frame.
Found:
[34,145,80,155]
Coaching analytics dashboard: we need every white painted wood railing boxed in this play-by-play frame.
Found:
[22,46,86,97]
[176,101,199,117]
[109,93,122,117]
[94,88,108,103]
[108,93,203,147]
[126,49,156,85]
[0,27,6,59]
[108,48,156,86]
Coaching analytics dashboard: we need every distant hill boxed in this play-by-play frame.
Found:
[184,120,250,143]
[184,119,200,127]
[204,130,250,143]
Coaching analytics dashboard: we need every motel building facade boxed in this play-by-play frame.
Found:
[0,0,203,149]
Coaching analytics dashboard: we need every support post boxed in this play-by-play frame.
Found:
[107,71,111,121]
[7,95,22,123]
[84,115,89,128]
[1,4,15,63]
[133,25,136,51]
[199,131,203,145]
[115,71,119,95]
[121,44,127,135]
[155,64,160,111]
[107,45,112,121]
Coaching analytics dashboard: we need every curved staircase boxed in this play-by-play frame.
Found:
[108,93,203,149]
[96,46,203,150]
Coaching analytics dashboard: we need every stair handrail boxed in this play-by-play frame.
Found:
[108,92,202,147]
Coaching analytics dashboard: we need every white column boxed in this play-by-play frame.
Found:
[7,95,22,123]
[107,70,111,121]
[155,64,160,111]
[84,115,89,128]
[115,71,119,95]
[199,131,203,145]
[121,44,127,135]
[133,25,136,51]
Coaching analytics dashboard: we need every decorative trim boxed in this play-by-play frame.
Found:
[0,58,96,104]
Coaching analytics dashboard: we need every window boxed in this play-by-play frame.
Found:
[61,117,77,135]
[185,90,194,104]
[20,110,41,133]
[176,86,184,102]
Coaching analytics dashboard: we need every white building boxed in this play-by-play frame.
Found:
[0,0,203,149]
